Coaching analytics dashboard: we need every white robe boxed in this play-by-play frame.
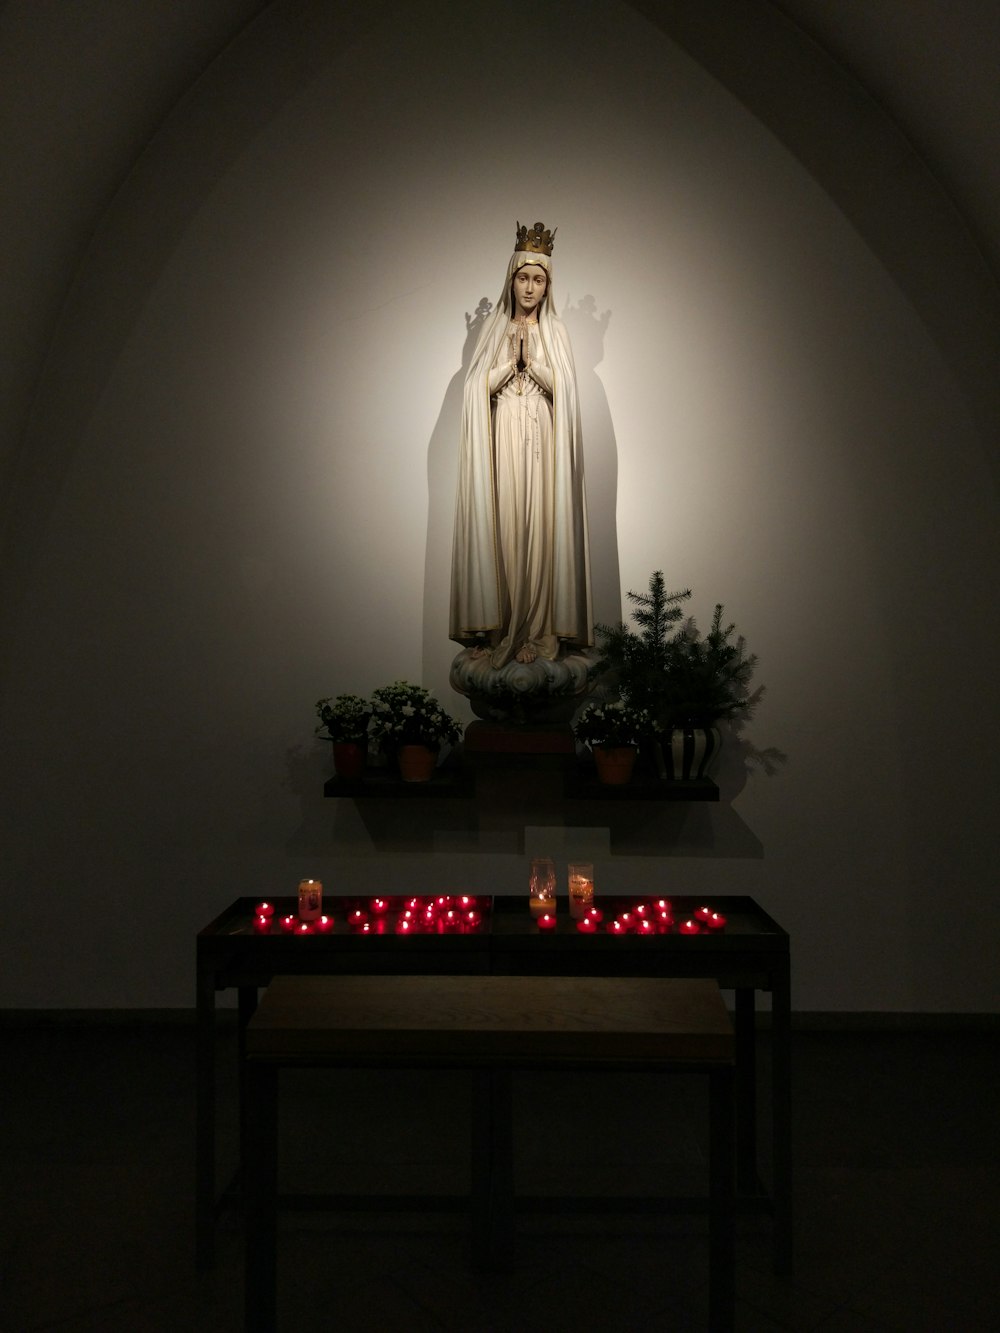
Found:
[450,250,592,669]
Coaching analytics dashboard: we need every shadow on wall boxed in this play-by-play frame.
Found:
[421,294,622,707]
[562,293,621,634]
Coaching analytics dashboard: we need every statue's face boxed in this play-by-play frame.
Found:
[512,264,548,318]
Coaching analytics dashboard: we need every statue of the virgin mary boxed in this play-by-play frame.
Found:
[450,222,592,672]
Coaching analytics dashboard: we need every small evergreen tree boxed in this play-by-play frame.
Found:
[671,605,758,725]
[593,571,691,724]
[594,571,759,729]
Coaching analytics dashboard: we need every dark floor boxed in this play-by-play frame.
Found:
[1,1018,998,1332]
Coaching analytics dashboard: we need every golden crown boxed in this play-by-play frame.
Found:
[515,220,556,256]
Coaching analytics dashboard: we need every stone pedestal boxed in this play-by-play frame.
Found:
[449,645,597,725]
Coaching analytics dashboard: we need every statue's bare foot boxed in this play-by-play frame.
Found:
[515,643,537,664]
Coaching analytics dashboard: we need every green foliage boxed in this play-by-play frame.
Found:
[370,681,463,749]
[315,693,371,742]
[572,697,660,748]
[594,571,759,727]
[594,572,691,720]
[670,604,759,725]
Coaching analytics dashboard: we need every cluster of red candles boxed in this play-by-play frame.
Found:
[537,900,728,936]
[251,895,486,936]
[252,896,726,937]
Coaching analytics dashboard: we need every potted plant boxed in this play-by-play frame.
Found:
[369,681,463,782]
[572,695,659,785]
[594,571,758,780]
[593,571,691,723]
[315,693,371,780]
[663,605,758,779]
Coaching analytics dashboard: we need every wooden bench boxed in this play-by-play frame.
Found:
[243,974,736,1332]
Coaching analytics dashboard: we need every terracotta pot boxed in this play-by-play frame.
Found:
[592,744,638,785]
[397,744,438,782]
[332,741,366,781]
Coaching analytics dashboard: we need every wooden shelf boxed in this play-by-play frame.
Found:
[324,758,718,802]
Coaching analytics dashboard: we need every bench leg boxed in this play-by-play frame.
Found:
[245,1061,278,1333]
[709,1064,736,1333]
[471,1069,514,1267]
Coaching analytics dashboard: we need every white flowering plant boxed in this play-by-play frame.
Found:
[315,693,371,743]
[572,696,659,749]
[370,681,463,749]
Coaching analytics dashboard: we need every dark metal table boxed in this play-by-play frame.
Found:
[196,893,791,1272]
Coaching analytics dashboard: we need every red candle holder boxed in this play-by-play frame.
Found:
[576,916,598,934]
[458,895,477,911]
[254,901,275,919]
[586,907,604,923]
[706,911,727,931]
[634,903,650,919]
[295,921,314,936]
[656,911,674,933]
[253,914,271,934]
[619,912,636,932]
[537,912,557,931]
[369,897,389,915]
[609,920,627,936]
[314,915,334,934]
[348,909,368,930]
[637,918,656,936]
[678,919,701,935]
[442,909,462,932]
[279,914,296,933]
[695,906,714,924]
[464,909,482,931]
[654,898,672,914]
[395,918,415,935]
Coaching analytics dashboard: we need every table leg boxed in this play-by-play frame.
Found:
[245,1061,278,1333]
[733,988,758,1195]
[709,1063,736,1333]
[471,1069,514,1267]
[195,963,216,1269]
[771,959,793,1274]
[238,985,260,1202]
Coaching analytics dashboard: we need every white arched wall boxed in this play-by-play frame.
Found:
[1,0,997,1012]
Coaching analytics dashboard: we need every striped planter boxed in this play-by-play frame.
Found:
[667,724,722,781]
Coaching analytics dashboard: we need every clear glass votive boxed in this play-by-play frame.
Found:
[528,856,557,918]
[298,878,322,920]
[567,863,595,920]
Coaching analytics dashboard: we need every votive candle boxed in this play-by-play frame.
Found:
[567,863,594,920]
[298,878,322,921]
[529,857,557,918]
